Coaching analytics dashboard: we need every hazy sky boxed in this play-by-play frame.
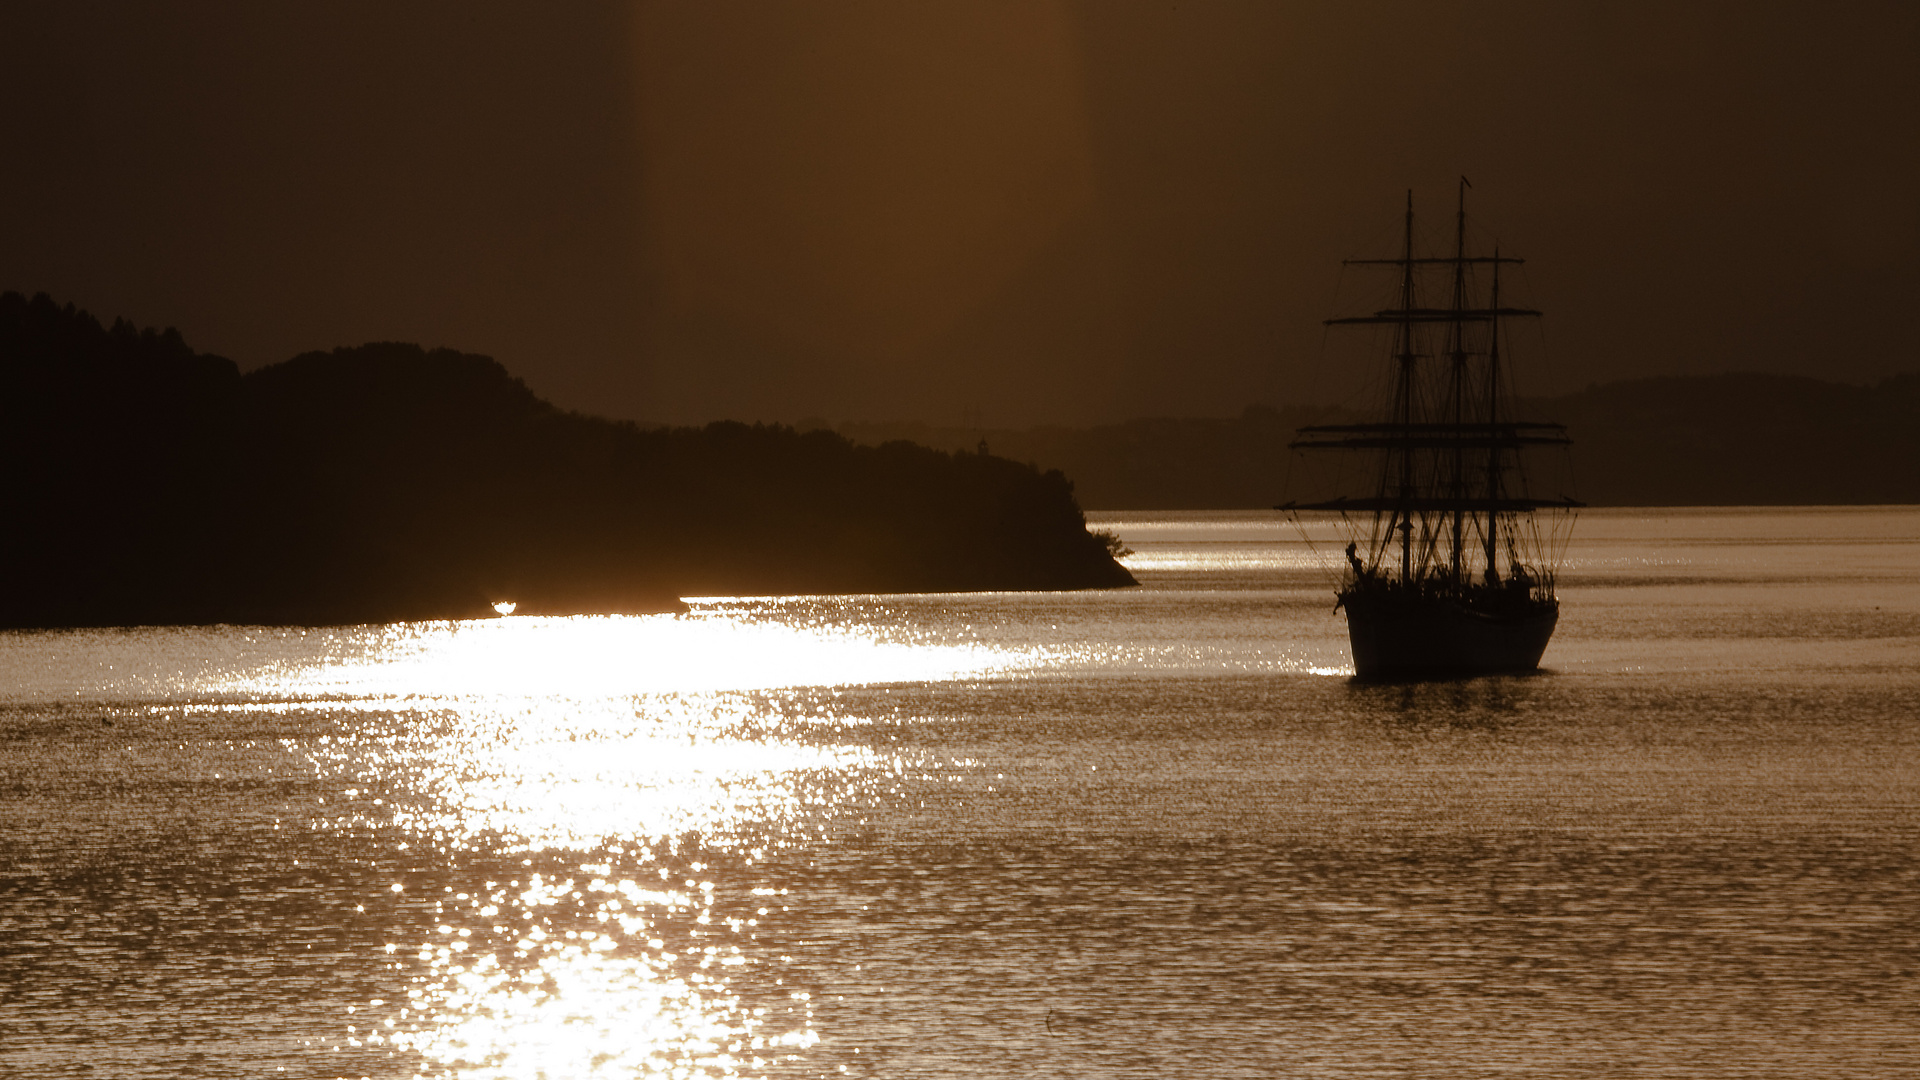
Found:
[1,1,1914,425]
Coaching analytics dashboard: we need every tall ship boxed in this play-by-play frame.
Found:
[1282,185,1580,679]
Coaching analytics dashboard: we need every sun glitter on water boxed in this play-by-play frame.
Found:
[243,607,1021,700]
[380,871,819,1079]
[238,604,1013,850]
[233,607,982,1077]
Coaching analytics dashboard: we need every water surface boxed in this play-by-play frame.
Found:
[2,507,1916,1077]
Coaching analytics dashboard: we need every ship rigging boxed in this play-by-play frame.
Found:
[1282,183,1580,679]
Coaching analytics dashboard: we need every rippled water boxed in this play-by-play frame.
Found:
[2,507,1916,1078]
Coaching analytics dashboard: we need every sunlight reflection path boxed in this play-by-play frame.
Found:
[230,607,1031,853]
[382,872,817,1079]
[225,609,975,1078]
[202,602,1335,1076]
[247,609,1027,700]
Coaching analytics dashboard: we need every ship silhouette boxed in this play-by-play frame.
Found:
[1282,183,1581,679]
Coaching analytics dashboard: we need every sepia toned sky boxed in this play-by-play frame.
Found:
[1,1,1914,425]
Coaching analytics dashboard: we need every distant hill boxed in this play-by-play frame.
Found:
[0,292,1131,628]
[836,373,1920,509]
[1537,373,1920,506]
[835,406,1333,512]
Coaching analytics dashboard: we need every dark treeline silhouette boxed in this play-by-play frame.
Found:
[838,373,1920,509]
[0,292,1131,628]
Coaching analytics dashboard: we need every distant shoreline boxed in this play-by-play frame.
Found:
[1085,503,1920,515]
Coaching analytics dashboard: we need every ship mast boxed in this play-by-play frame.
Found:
[1278,189,1582,679]
[1448,178,1470,584]
[1393,190,1417,583]
[1484,246,1504,583]
[1282,189,1580,593]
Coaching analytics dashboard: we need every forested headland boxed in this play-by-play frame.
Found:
[0,292,1132,628]
[836,373,1920,509]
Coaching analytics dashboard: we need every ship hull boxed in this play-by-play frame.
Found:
[1341,590,1559,680]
